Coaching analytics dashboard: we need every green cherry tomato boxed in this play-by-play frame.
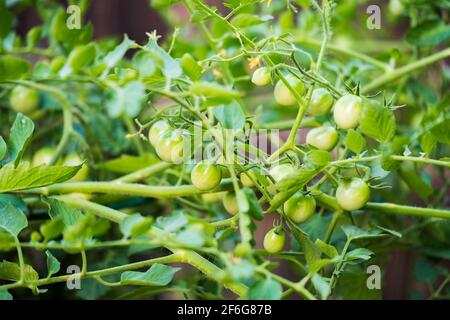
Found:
[389,0,404,16]
[336,178,370,211]
[269,163,296,183]
[202,191,225,204]
[240,169,257,188]
[9,85,40,114]
[32,147,56,166]
[191,160,222,191]
[333,94,363,129]
[306,125,339,151]
[234,242,252,257]
[222,192,239,216]
[308,88,334,116]
[274,74,306,106]
[263,227,285,254]
[251,67,271,86]
[64,153,89,182]
[155,129,191,164]
[149,120,172,147]
[284,193,316,223]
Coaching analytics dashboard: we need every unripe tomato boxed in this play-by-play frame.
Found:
[333,94,363,129]
[234,242,251,257]
[269,164,296,183]
[64,153,89,182]
[222,192,239,216]
[308,88,334,115]
[306,126,339,151]
[240,169,257,188]
[274,74,306,106]
[32,147,56,166]
[389,0,404,16]
[336,178,370,211]
[202,191,225,204]
[284,193,316,223]
[155,129,191,164]
[191,161,222,191]
[251,67,271,86]
[149,120,172,147]
[263,227,285,254]
[9,86,40,114]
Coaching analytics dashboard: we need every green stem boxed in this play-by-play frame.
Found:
[296,37,391,71]
[122,115,145,156]
[253,117,320,130]
[29,179,233,198]
[255,267,316,300]
[50,196,248,297]
[362,47,450,93]
[114,162,173,183]
[329,154,450,168]
[315,193,450,219]
[15,237,25,284]
[324,211,342,244]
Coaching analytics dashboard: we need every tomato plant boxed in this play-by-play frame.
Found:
[0,0,449,302]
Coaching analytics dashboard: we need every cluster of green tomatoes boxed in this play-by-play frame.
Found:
[147,66,371,254]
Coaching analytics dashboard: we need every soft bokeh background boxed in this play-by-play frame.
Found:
[13,0,449,300]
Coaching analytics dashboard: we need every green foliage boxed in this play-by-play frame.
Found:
[0,0,448,301]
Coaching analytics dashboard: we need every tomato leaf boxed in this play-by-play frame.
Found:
[0,2,13,38]
[192,82,242,102]
[345,129,366,154]
[213,102,246,129]
[143,32,181,79]
[0,288,12,300]
[120,263,180,286]
[6,113,34,166]
[0,260,39,282]
[0,203,28,237]
[406,19,450,47]
[231,13,273,28]
[360,101,396,143]
[0,56,31,81]
[0,163,81,193]
[180,53,202,80]
[46,250,61,277]
[101,35,136,77]
[430,119,450,144]
[119,214,153,239]
[311,273,331,300]
[242,188,263,220]
[106,80,146,118]
[304,150,330,168]
[155,211,188,232]
[0,136,6,161]
[43,197,84,227]
[247,277,282,300]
